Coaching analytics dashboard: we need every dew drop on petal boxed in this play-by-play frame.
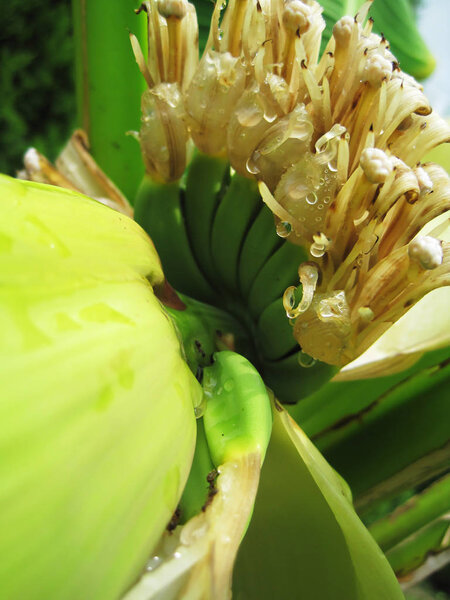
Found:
[276,221,292,238]
[298,351,316,368]
[245,156,260,175]
[306,191,318,205]
[327,159,338,172]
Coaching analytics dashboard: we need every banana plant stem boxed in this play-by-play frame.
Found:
[72,0,147,199]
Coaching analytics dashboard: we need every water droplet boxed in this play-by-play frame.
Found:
[324,196,331,204]
[276,221,292,238]
[245,156,260,175]
[224,379,234,392]
[306,192,318,205]
[315,216,322,222]
[298,352,317,368]
[318,204,324,210]
[194,393,207,418]
[319,178,325,185]
[327,160,338,172]
[264,110,278,123]
[194,404,205,418]
[146,555,163,572]
[285,288,296,309]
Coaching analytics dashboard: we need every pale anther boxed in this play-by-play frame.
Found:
[157,0,188,19]
[408,236,443,270]
[360,148,393,183]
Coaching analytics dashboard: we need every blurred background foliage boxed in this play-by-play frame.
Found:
[0,0,75,175]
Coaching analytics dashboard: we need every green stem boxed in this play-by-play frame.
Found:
[368,475,450,553]
[72,0,146,199]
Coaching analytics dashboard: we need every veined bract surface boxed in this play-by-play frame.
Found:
[0,175,202,600]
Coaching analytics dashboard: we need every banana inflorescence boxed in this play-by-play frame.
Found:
[134,152,337,404]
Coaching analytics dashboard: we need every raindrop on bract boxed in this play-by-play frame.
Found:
[327,159,338,173]
[276,221,292,238]
[246,155,260,175]
[224,379,234,392]
[194,394,207,418]
[146,555,163,572]
[305,192,318,205]
[298,351,317,368]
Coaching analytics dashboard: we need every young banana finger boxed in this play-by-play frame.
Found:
[261,353,338,404]
[247,241,308,319]
[210,175,261,295]
[256,297,298,361]
[238,203,284,299]
[134,177,217,304]
[178,418,216,524]
[184,152,230,287]
[202,350,272,467]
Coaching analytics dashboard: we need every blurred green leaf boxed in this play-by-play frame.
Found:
[369,0,436,80]
[318,0,435,80]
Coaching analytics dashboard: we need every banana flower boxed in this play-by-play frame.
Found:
[2,0,449,598]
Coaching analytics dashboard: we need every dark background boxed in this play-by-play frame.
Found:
[0,0,75,175]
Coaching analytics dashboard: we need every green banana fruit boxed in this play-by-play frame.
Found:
[202,350,272,466]
[256,297,298,361]
[261,353,338,404]
[125,351,273,599]
[238,203,284,299]
[134,176,218,304]
[210,174,262,295]
[178,418,215,523]
[184,152,230,288]
[247,241,308,319]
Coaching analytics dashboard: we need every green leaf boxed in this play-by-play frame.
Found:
[369,474,450,553]
[318,0,435,80]
[369,0,436,80]
[233,402,404,599]
[319,0,364,52]
[191,0,214,53]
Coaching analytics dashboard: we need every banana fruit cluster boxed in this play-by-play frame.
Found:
[134,157,338,405]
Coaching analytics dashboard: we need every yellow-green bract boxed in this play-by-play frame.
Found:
[0,176,202,600]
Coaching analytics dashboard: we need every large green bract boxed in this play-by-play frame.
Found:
[0,176,201,600]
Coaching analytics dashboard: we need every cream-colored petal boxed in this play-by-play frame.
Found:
[335,286,450,380]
